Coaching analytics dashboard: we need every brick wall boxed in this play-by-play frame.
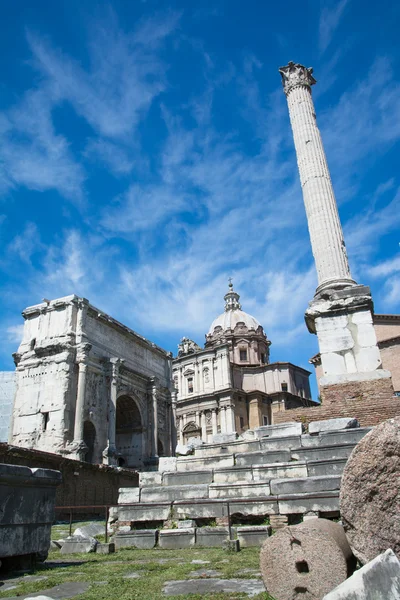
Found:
[273,376,400,427]
[0,444,138,511]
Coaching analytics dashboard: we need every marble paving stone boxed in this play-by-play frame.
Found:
[1,581,90,600]
[236,569,262,578]
[123,572,141,579]
[191,559,210,565]
[163,578,265,597]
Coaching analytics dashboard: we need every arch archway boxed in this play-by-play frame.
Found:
[116,395,143,468]
[83,421,96,464]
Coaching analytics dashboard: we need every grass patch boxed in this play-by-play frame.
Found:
[0,528,276,600]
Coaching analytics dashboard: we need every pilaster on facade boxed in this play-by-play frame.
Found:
[102,357,124,466]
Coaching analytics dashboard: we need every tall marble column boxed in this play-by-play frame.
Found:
[279,62,356,295]
[279,61,392,394]
[72,342,92,460]
[219,406,226,433]
[103,357,123,465]
[171,390,178,454]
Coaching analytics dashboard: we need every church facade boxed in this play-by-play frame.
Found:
[9,295,174,469]
[173,283,316,444]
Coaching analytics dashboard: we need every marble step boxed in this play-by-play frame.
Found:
[290,442,356,462]
[176,454,234,472]
[236,449,291,467]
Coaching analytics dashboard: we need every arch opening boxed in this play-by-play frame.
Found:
[116,395,143,468]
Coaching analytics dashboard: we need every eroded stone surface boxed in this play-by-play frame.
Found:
[340,417,400,563]
[163,578,264,597]
[2,582,90,600]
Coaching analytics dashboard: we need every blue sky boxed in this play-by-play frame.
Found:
[1,0,399,399]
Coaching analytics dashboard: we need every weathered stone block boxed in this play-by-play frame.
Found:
[253,422,302,439]
[259,435,302,451]
[96,542,115,554]
[211,433,238,444]
[176,454,234,471]
[60,535,97,554]
[139,472,162,486]
[270,475,341,496]
[178,520,196,528]
[163,470,213,486]
[73,523,104,538]
[115,529,157,549]
[307,458,347,477]
[236,526,270,547]
[277,491,340,515]
[209,481,270,499]
[229,499,279,517]
[213,466,253,483]
[174,500,227,519]
[309,418,359,435]
[158,457,177,472]
[319,428,370,446]
[0,463,61,561]
[291,443,355,462]
[322,549,400,599]
[235,449,290,467]
[159,528,195,549]
[196,527,229,547]
[252,462,308,481]
[140,484,209,502]
[118,487,140,503]
[118,503,171,522]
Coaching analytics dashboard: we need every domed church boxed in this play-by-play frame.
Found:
[172,282,317,444]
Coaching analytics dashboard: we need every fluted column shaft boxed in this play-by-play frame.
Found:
[282,65,356,293]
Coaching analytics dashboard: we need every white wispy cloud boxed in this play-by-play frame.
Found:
[7,222,42,265]
[0,89,85,200]
[27,11,179,140]
[319,0,350,54]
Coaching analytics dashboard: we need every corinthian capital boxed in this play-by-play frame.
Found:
[279,62,316,95]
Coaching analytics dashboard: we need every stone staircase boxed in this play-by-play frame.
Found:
[113,421,370,549]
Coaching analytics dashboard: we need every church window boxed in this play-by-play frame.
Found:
[203,367,210,383]
[263,415,269,425]
[261,353,267,364]
[174,375,179,390]
[239,416,245,430]
[239,349,247,361]
[187,377,193,393]
[281,383,288,392]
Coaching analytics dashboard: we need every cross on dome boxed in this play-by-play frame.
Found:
[224,279,242,312]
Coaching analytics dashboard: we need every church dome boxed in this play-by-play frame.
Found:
[207,282,262,335]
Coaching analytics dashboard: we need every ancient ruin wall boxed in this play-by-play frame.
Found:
[273,377,400,427]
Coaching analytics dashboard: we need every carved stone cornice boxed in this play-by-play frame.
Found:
[279,61,316,95]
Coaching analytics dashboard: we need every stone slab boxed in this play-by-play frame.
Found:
[73,523,104,538]
[96,542,115,554]
[318,428,370,446]
[253,422,303,439]
[236,526,271,547]
[139,472,162,486]
[235,450,290,467]
[211,433,238,444]
[278,491,340,515]
[1,582,90,600]
[60,536,97,554]
[307,458,347,477]
[322,549,400,599]
[158,457,177,472]
[209,481,270,498]
[118,503,171,522]
[174,500,227,519]
[309,417,359,435]
[115,529,157,549]
[195,527,229,547]
[118,487,140,503]
[270,475,341,495]
[213,466,253,483]
[178,520,196,528]
[176,454,234,471]
[189,569,222,578]
[158,528,195,549]
[140,484,209,502]
[259,435,302,450]
[229,499,279,517]
[163,470,213,486]
[163,578,264,597]
[291,443,355,462]
[252,462,308,481]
